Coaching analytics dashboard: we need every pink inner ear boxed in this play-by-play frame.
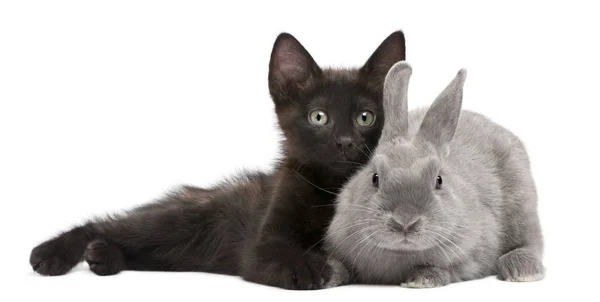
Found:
[273,41,309,84]
[277,59,306,81]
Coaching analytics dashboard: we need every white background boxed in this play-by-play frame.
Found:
[1,1,598,301]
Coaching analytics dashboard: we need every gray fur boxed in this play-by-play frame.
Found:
[323,258,351,288]
[325,62,544,287]
[380,61,411,141]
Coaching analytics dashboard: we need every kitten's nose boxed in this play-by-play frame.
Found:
[336,136,354,151]
[390,217,422,234]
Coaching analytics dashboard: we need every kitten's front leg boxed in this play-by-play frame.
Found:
[30,185,224,276]
[30,227,90,276]
[243,240,349,290]
[241,175,349,290]
[401,266,452,288]
[83,239,126,276]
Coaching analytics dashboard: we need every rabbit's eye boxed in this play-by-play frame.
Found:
[436,176,443,189]
[372,173,379,187]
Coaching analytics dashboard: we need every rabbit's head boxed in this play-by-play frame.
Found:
[327,62,468,254]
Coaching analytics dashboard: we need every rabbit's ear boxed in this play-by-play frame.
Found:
[417,68,467,152]
[379,61,412,144]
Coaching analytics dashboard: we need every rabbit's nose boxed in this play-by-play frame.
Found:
[389,217,422,234]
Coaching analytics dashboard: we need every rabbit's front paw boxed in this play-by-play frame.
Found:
[401,266,451,288]
[322,258,350,288]
[498,248,545,282]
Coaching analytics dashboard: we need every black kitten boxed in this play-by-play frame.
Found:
[29,31,406,290]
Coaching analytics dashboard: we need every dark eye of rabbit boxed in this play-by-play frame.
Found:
[372,173,379,187]
[436,176,443,189]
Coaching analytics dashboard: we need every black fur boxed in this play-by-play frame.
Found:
[29,31,406,290]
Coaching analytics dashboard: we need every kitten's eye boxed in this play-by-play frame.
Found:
[309,110,329,125]
[356,111,375,127]
[436,176,443,189]
[372,173,379,187]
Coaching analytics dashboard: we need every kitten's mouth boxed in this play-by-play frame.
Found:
[341,151,364,163]
[333,153,363,168]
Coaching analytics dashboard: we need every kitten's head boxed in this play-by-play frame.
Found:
[269,31,406,174]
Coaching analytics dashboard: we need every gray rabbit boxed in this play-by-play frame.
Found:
[324,62,544,288]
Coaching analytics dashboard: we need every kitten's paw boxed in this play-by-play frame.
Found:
[243,246,348,290]
[30,234,85,276]
[498,248,545,282]
[84,239,126,276]
[288,252,338,290]
[401,266,451,288]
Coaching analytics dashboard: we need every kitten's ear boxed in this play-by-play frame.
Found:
[359,31,406,96]
[379,62,412,144]
[417,68,467,153]
[268,33,322,106]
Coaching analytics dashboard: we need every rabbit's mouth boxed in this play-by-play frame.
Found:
[400,238,413,244]
[378,242,420,253]
[395,239,419,250]
[374,232,425,252]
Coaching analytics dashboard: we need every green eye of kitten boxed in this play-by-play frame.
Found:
[309,110,329,125]
[356,111,375,126]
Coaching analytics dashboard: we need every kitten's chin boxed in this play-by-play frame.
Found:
[315,159,361,175]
